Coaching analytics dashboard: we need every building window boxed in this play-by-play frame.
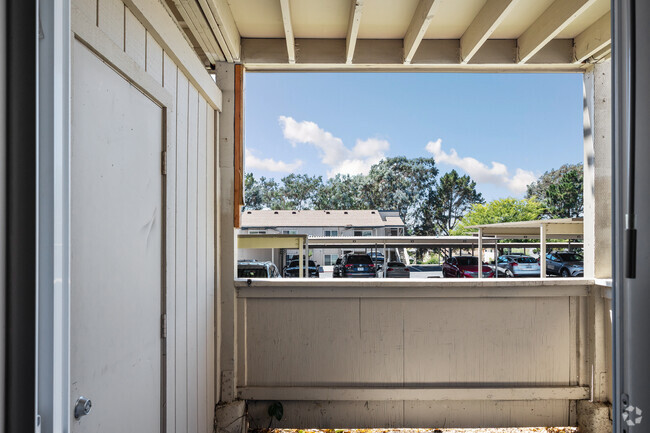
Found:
[324,254,339,266]
[248,230,266,234]
[282,230,297,234]
[354,230,372,237]
[389,228,400,236]
[324,230,338,237]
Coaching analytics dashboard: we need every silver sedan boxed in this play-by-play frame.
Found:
[385,262,410,278]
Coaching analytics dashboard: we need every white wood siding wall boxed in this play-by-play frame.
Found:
[72,1,219,431]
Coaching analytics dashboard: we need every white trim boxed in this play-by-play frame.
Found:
[236,279,592,298]
[37,0,71,430]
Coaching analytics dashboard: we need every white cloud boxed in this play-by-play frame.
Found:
[279,116,389,177]
[245,149,303,173]
[425,138,536,195]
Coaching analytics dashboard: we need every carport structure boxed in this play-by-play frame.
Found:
[467,218,585,278]
[13,0,621,433]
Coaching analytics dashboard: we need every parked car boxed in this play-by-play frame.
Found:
[442,256,495,278]
[496,254,541,277]
[237,260,281,278]
[408,264,443,278]
[385,261,410,278]
[368,252,385,268]
[335,253,377,278]
[283,259,320,278]
[546,252,584,277]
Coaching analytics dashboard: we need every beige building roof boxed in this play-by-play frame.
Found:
[241,209,405,228]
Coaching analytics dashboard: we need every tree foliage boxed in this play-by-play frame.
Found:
[421,170,484,235]
[244,158,486,236]
[452,197,545,235]
[526,163,583,218]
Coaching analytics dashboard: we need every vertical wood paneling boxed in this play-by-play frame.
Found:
[196,97,208,433]
[73,0,98,25]
[174,71,189,433]
[125,7,146,70]
[213,112,221,405]
[206,107,217,420]
[163,52,177,433]
[146,32,163,85]
[185,84,199,433]
[97,0,124,49]
[84,2,221,430]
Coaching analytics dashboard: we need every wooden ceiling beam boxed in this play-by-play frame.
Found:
[517,0,597,64]
[345,0,364,64]
[403,0,441,64]
[460,0,519,64]
[279,0,296,64]
[574,11,610,63]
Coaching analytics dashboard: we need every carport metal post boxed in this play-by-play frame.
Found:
[540,223,547,279]
[382,243,387,278]
[478,228,483,278]
[306,236,309,276]
[299,237,304,278]
[494,239,499,279]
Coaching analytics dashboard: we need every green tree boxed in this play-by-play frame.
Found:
[545,169,583,218]
[526,163,583,218]
[420,170,484,236]
[276,174,323,210]
[364,157,439,230]
[244,173,281,210]
[313,174,369,210]
[452,197,545,235]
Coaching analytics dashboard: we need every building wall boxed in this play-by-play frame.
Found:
[238,224,403,268]
[71,1,219,431]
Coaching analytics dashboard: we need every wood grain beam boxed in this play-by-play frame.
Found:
[279,0,296,64]
[517,0,597,64]
[460,0,519,64]
[345,0,364,64]
[403,0,441,64]
[574,11,610,63]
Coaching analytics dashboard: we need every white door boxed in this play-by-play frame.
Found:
[70,39,164,432]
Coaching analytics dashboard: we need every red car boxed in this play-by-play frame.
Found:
[442,256,495,278]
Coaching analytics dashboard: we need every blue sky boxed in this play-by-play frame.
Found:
[244,72,584,201]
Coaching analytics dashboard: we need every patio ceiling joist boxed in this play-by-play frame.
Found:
[279,0,296,64]
[574,11,611,63]
[345,0,363,64]
[202,0,241,62]
[517,0,598,64]
[169,0,225,64]
[241,37,576,72]
[167,0,611,72]
[460,0,519,64]
[403,0,441,64]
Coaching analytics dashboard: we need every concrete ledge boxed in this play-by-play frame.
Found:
[215,400,247,433]
[236,278,593,298]
[577,400,612,433]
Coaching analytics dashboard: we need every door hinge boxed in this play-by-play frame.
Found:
[161,313,167,339]
[161,150,167,175]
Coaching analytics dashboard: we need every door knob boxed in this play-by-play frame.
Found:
[74,396,92,419]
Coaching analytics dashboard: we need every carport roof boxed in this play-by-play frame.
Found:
[467,217,584,238]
